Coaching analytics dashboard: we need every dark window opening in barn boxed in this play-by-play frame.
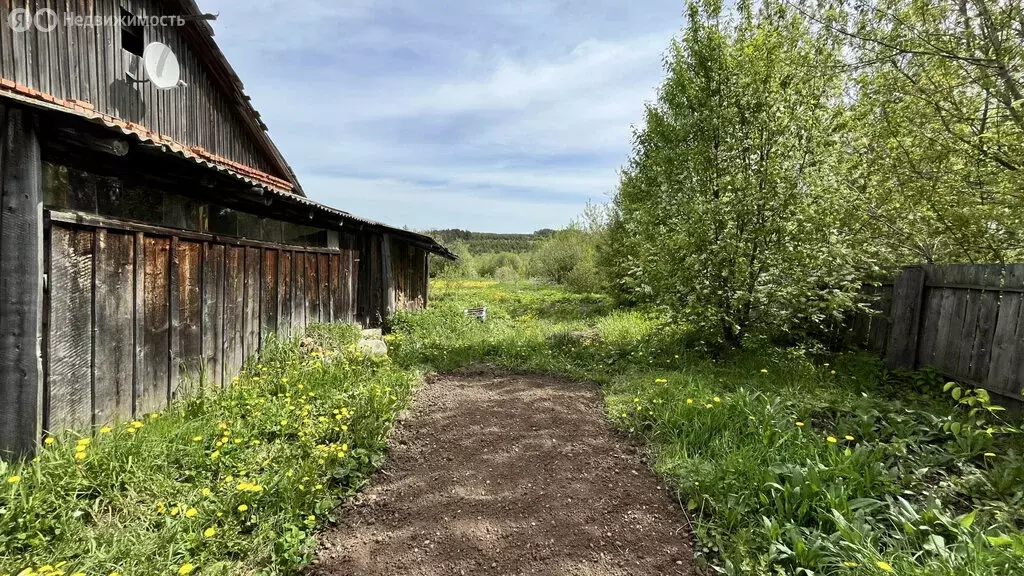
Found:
[121,9,145,58]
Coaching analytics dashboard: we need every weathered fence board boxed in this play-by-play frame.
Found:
[202,243,225,388]
[48,226,93,431]
[856,264,1024,405]
[42,216,361,433]
[93,229,134,424]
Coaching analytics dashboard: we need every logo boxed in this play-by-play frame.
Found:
[8,8,59,33]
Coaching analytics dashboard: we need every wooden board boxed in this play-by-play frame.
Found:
[261,248,278,342]
[47,226,94,431]
[202,243,225,388]
[93,229,134,424]
[174,240,203,398]
[223,245,245,382]
[278,251,292,338]
[137,235,170,415]
[0,105,44,456]
[330,254,342,323]
[292,250,306,333]
[318,253,330,323]
[243,246,261,358]
[305,252,319,324]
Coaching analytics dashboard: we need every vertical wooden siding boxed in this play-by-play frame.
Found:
[45,216,359,430]
[390,239,428,311]
[0,0,279,176]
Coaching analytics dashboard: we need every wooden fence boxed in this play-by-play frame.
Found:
[44,211,358,432]
[849,264,1024,405]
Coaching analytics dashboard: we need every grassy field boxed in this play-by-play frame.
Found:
[391,280,1024,576]
[3,280,1022,575]
[1,325,416,576]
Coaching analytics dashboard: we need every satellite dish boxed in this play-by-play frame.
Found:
[142,42,181,90]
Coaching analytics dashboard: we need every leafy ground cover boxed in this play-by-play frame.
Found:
[392,280,1024,575]
[0,325,416,576]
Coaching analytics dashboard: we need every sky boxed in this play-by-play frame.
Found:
[196,0,684,233]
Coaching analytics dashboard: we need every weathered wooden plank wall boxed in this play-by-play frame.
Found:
[390,238,428,312]
[0,104,45,457]
[0,0,280,176]
[43,214,359,431]
[851,264,1024,405]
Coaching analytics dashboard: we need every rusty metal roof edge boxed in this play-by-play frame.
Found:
[260,186,456,259]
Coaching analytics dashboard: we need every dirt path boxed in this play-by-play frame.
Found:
[310,371,694,576]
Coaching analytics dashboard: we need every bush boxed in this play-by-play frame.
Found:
[475,252,523,278]
[0,326,416,576]
[528,227,604,293]
[493,265,520,283]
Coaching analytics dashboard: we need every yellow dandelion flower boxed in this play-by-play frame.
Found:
[210,451,220,460]
[796,422,805,427]
[193,436,203,442]
[177,563,196,576]
[843,561,858,567]
[204,527,216,538]
[77,438,91,446]
[876,560,894,573]
[984,452,996,458]
[845,435,855,441]
[713,397,721,403]
[760,369,768,374]
[686,399,693,405]
[6,475,21,484]
[827,436,838,444]
[185,507,198,518]
[654,378,667,383]
[201,488,212,496]
[170,506,180,516]
[237,504,248,512]
[44,437,56,445]
[100,426,112,434]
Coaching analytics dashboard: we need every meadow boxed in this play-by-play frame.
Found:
[391,280,1024,576]
[3,280,1022,576]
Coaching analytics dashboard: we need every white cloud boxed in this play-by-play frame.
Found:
[196,0,680,232]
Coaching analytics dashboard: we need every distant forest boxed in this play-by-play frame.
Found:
[425,229,555,254]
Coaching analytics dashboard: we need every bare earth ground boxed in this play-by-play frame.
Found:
[310,370,694,576]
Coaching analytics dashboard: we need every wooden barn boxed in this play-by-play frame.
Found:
[0,0,453,456]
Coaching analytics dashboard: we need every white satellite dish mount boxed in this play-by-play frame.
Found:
[138,41,186,90]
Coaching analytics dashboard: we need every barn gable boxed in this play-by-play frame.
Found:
[0,0,300,194]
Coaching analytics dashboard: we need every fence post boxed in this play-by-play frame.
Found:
[0,104,45,458]
[886,266,927,370]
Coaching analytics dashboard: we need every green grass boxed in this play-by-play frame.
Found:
[0,325,416,576]
[392,280,1024,575]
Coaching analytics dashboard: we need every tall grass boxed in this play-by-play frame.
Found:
[392,280,1024,575]
[0,325,416,576]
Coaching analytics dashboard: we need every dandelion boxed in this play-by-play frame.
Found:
[686,399,693,405]
[984,452,996,458]
[876,560,894,573]
[170,506,180,516]
[796,422,805,427]
[201,488,212,496]
[44,437,55,446]
[713,396,721,403]
[845,435,855,441]
[177,563,196,575]
[760,369,768,374]
[827,436,838,444]
[843,561,858,567]
[237,504,248,512]
[77,438,91,447]
[185,507,198,518]
[100,426,112,434]
[6,475,21,484]
[210,451,220,460]
[204,527,216,538]
[654,378,667,383]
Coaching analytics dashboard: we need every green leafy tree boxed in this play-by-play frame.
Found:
[608,0,870,345]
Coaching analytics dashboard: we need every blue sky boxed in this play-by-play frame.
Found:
[197,0,683,233]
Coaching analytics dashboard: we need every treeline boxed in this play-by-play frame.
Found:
[426,229,556,254]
